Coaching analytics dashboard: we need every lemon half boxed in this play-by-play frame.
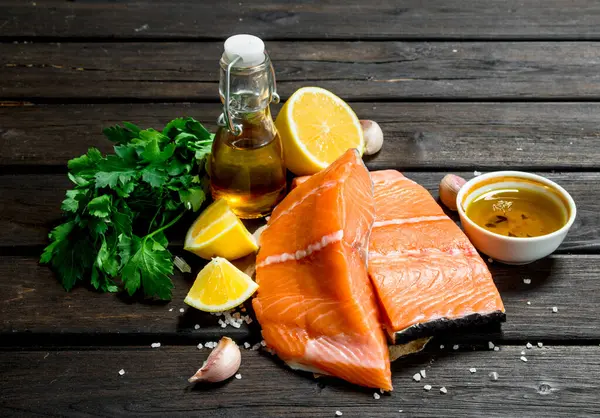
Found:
[275,87,364,175]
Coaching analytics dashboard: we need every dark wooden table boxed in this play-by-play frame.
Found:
[2,2,600,417]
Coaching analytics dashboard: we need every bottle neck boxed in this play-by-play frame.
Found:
[219,56,274,113]
[231,106,272,124]
[218,54,278,136]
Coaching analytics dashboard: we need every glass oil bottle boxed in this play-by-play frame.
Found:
[209,35,286,219]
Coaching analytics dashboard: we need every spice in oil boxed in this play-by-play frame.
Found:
[466,187,567,238]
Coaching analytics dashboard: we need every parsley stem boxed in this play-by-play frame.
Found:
[144,211,185,242]
[147,201,163,234]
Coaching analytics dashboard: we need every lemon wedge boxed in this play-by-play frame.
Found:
[184,199,258,260]
[275,86,364,175]
[184,257,258,312]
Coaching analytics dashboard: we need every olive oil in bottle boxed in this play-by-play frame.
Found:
[210,35,286,219]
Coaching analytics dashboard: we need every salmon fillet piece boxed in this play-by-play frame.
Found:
[368,170,505,343]
[253,150,392,391]
[292,171,505,344]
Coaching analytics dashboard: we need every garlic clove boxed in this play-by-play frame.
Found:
[188,336,241,383]
[439,174,467,211]
[360,120,384,156]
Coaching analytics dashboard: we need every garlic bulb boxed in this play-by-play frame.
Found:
[439,174,466,211]
[189,337,241,383]
[360,120,384,155]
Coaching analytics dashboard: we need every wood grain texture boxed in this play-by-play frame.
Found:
[2,255,600,342]
[2,102,600,170]
[2,0,600,40]
[1,346,599,417]
[0,253,258,343]
[2,41,600,100]
[1,172,597,251]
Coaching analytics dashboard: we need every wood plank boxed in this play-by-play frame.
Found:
[0,252,255,344]
[1,346,598,417]
[1,172,597,251]
[2,1,600,40]
[2,256,600,343]
[2,41,600,100]
[3,102,600,170]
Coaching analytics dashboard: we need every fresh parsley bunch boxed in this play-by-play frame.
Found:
[40,117,214,299]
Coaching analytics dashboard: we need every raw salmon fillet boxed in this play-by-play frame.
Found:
[253,150,392,391]
[292,171,505,344]
[368,171,505,343]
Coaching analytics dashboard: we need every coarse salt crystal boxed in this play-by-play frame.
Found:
[231,321,241,329]
[260,340,267,347]
[197,343,203,349]
[379,388,384,393]
[118,369,125,376]
[335,411,343,417]
[527,301,531,305]
[440,387,448,394]
[194,324,200,330]
[552,307,558,313]
[488,258,494,263]
[179,308,184,313]
[520,356,528,362]
[251,343,261,351]
[488,341,495,350]
[420,369,426,378]
[538,342,543,348]
[423,384,432,391]
[494,346,500,351]
[452,49,458,53]
[453,344,459,350]
[523,278,531,284]
[243,342,251,349]
[151,342,161,348]
[373,392,381,400]
[473,171,482,176]
[235,373,242,380]
[469,368,477,373]
[521,350,525,355]
[440,344,444,349]
[526,343,533,349]
[413,373,422,382]
[489,371,499,381]
[169,308,173,312]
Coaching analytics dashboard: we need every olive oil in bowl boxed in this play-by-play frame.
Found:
[457,171,576,264]
[466,187,567,238]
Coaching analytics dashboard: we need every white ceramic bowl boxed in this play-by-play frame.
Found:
[456,171,576,265]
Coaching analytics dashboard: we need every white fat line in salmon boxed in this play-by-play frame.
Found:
[257,230,344,267]
[268,179,344,225]
[373,215,449,228]
[369,246,476,259]
[371,177,416,187]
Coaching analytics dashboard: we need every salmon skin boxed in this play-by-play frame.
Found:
[253,150,392,391]
[368,170,505,343]
[292,171,506,344]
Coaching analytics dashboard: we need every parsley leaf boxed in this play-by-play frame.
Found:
[121,236,174,300]
[41,117,214,299]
